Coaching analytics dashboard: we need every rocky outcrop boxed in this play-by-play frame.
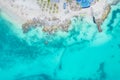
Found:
[95,5,111,32]
[22,20,40,33]
[22,18,71,33]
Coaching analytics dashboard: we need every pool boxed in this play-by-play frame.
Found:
[76,0,93,8]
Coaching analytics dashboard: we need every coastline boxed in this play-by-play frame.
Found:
[0,9,26,38]
[1,0,119,34]
[0,0,119,46]
[0,7,24,26]
[0,0,112,33]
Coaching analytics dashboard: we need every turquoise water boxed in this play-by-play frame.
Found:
[0,3,120,80]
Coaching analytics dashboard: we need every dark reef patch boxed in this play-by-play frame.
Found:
[118,44,120,49]
[97,62,106,80]
[15,74,52,80]
[107,9,120,31]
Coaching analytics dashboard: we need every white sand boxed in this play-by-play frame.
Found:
[0,0,111,28]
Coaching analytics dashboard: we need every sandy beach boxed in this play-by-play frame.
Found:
[0,0,113,33]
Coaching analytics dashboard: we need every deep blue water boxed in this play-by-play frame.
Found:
[0,3,120,80]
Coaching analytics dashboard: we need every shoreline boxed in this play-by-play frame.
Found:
[0,0,116,33]
[0,8,23,28]
[0,9,26,39]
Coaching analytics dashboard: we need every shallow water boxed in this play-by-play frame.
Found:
[0,3,120,80]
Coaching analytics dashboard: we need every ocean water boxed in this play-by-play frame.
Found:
[0,3,120,80]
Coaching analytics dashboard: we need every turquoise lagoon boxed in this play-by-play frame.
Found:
[0,3,120,80]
